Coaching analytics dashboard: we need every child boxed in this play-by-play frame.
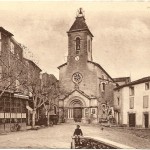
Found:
[73,125,83,146]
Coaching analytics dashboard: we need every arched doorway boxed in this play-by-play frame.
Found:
[69,99,83,122]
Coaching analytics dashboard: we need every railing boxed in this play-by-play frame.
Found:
[71,136,133,149]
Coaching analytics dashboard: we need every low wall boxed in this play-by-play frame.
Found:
[71,136,133,149]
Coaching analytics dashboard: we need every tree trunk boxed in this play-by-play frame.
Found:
[32,109,36,128]
[47,111,50,126]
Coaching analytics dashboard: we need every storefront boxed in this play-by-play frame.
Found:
[0,91,28,132]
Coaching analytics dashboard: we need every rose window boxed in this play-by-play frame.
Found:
[72,72,83,84]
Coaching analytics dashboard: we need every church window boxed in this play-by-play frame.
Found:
[76,37,80,54]
[102,83,105,91]
[72,72,82,84]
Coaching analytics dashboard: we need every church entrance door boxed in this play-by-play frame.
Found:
[73,107,82,122]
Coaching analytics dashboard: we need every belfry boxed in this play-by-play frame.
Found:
[58,8,115,123]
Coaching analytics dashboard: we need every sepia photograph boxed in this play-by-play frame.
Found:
[0,1,150,149]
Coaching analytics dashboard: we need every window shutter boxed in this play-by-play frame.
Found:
[129,97,134,109]
[143,96,149,108]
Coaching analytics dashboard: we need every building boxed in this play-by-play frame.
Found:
[0,27,28,93]
[24,58,42,95]
[24,58,42,125]
[113,77,131,86]
[114,76,150,128]
[0,27,29,132]
[58,9,116,123]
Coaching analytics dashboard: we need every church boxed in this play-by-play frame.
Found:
[58,8,116,123]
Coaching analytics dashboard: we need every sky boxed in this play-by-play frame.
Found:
[0,2,150,81]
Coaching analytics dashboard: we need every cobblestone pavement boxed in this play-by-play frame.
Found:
[0,123,150,148]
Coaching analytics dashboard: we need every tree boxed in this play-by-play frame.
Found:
[42,81,59,126]
[22,61,42,128]
[42,79,68,125]
[0,41,28,98]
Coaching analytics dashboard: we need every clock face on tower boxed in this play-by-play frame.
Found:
[72,72,83,84]
[75,56,79,61]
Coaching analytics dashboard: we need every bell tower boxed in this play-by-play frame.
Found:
[67,8,93,65]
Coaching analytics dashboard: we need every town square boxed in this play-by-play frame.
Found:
[0,1,150,149]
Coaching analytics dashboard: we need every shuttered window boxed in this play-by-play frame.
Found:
[129,87,134,96]
[143,96,149,108]
[145,82,149,90]
[129,97,134,109]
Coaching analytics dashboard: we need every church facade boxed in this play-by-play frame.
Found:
[58,9,116,123]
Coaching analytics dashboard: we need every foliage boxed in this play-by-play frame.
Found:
[0,42,28,97]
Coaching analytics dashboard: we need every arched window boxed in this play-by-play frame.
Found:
[102,83,105,91]
[76,37,80,54]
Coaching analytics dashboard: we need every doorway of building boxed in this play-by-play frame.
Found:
[129,113,136,127]
[73,107,82,122]
[144,113,149,128]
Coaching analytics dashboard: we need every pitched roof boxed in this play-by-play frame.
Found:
[113,77,130,82]
[88,61,114,82]
[60,89,96,101]
[57,62,67,69]
[0,27,13,36]
[114,76,150,90]
[68,16,93,37]
[58,61,114,82]
[24,58,42,72]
